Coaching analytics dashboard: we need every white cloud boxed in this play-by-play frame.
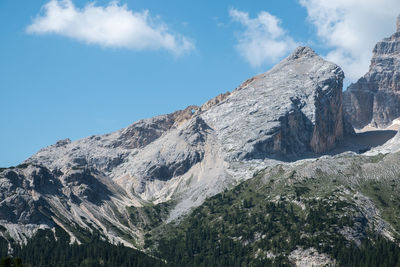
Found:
[26,0,194,55]
[229,8,298,67]
[299,0,400,81]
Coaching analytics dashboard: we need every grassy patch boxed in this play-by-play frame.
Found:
[127,201,175,231]
[360,179,400,233]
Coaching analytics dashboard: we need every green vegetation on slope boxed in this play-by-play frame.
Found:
[127,201,175,231]
[146,155,400,266]
[0,228,164,267]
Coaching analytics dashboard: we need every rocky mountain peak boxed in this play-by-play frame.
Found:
[201,45,346,159]
[287,46,317,60]
[397,14,400,32]
[344,16,400,129]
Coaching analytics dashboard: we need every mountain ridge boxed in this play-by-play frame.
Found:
[3,38,400,266]
[0,46,354,249]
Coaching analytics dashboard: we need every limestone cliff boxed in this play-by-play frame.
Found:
[201,46,345,159]
[344,16,400,129]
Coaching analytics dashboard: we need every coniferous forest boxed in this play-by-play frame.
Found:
[0,228,164,267]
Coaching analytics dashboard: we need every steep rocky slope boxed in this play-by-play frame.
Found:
[344,15,400,129]
[0,165,142,246]
[201,46,347,158]
[0,46,352,250]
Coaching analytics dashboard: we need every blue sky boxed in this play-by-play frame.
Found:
[1,0,400,166]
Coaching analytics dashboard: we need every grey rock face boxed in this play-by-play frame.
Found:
[127,116,210,184]
[0,168,54,225]
[0,165,139,245]
[201,46,345,159]
[344,16,400,129]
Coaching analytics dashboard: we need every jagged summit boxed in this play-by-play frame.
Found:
[344,16,400,129]
[202,45,345,159]
[287,46,318,60]
[397,14,400,32]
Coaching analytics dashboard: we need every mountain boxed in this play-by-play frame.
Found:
[343,15,400,129]
[0,46,349,245]
[2,41,400,266]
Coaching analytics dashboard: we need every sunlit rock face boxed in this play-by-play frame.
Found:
[201,46,345,159]
[344,16,400,129]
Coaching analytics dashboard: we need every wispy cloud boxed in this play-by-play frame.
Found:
[26,0,194,55]
[229,8,298,67]
[299,0,400,81]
